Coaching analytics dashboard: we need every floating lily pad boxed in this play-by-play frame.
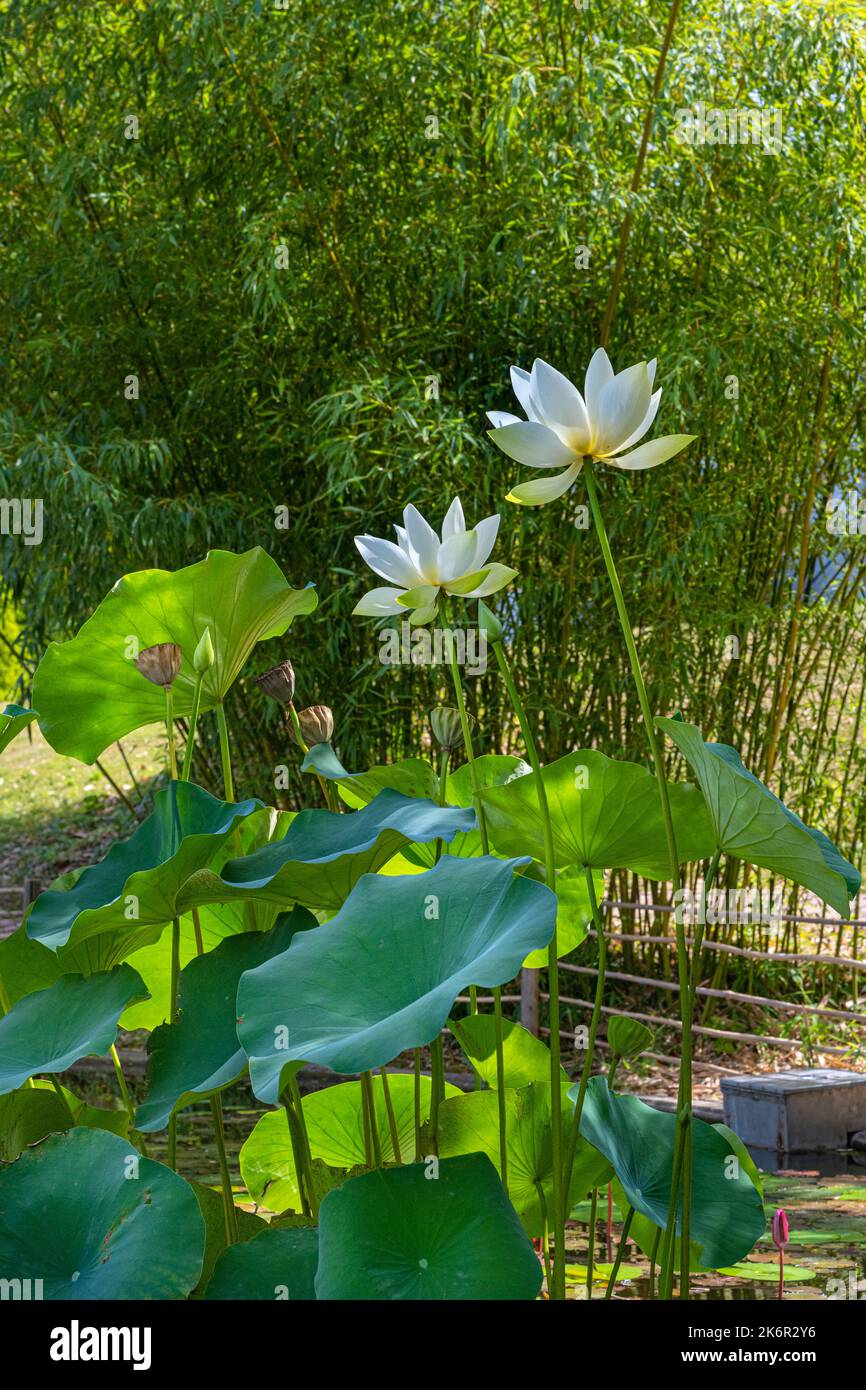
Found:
[574,1077,766,1269]
[238,854,556,1103]
[315,1153,542,1300]
[0,1128,205,1298]
[716,1261,815,1282]
[481,750,715,878]
[204,1226,319,1300]
[0,965,148,1093]
[33,547,317,763]
[657,715,859,916]
[136,911,315,1133]
[240,1075,461,1213]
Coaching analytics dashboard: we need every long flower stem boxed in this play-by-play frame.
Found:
[166,914,182,1170]
[180,672,204,781]
[282,1089,313,1219]
[110,1044,146,1156]
[604,1205,635,1299]
[586,1187,598,1301]
[165,685,178,779]
[380,1068,402,1163]
[491,636,564,1298]
[564,865,606,1191]
[215,703,234,801]
[210,1094,240,1244]
[583,463,686,1298]
[362,1071,383,1166]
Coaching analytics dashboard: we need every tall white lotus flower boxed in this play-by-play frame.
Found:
[353,498,516,625]
[487,349,695,505]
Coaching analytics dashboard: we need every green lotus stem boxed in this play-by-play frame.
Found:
[380,1067,402,1164]
[648,1223,662,1299]
[608,1055,620,1089]
[413,1048,422,1160]
[50,1074,77,1125]
[586,1187,598,1301]
[215,703,234,801]
[110,1044,146,1156]
[0,975,11,1016]
[564,865,607,1192]
[165,915,182,1171]
[282,1089,313,1219]
[360,1070,373,1165]
[534,1180,553,1292]
[428,1034,445,1153]
[362,1071,383,1166]
[604,1205,635,1299]
[180,671,204,781]
[679,847,722,1293]
[165,685,178,779]
[287,1074,317,1215]
[210,1093,240,1245]
[583,463,686,1297]
[491,636,563,1298]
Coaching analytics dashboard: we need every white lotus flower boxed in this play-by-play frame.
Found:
[353,498,517,625]
[487,349,696,505]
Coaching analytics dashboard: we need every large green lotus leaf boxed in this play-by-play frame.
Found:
[573,1077,765,1269]
[205,1227,319,1300]
[0,704,38,756]
[238,854,556,1103]
[0,925,64,1007]
[240,1074,460,1213]
[187,788,475,913]
[189,1178,269,1297]
[0,1082,129,1160]
[0,965,148,1093]
[25,781,265,953]
[315,1153,542,1300]
[32,547,318,764]
[436,1082,612,1238]
[657,715,860,916]
[136,911,315,1133]
[450,1014,564,1090]
[481,749,715,878]
[304,746,528,863]
[0,1128,205,1298]
[523,863,604,967]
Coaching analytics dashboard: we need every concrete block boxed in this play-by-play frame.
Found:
[720,1069,866,1153]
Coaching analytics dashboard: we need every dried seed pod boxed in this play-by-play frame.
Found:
[135,642,182,689]
[296,704,334,746]
[255,659,296,706]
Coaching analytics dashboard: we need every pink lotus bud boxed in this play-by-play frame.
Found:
[772,1208,789,1250]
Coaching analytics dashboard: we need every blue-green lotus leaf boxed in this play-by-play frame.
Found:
[33,547,317,764]
[657,715,860,916]
[201,788,476,912]
[25,781,264,953]
[238,854,556,1103]
[0,965,148,1094]
[481,749,715,878]
[315,1153,542,1300]
[204,1227,319,1300]
[136,910,315,1132]
[0,704,38,756]
[573,1077,765,1269]
[0,1128,205,1298]
[436,1081,612,1237]
[240,1074,460,1212]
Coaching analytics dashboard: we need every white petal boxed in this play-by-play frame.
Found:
[584,347,614,422]
[488,420,578,469]
[393,524,412,556]
[609,434,696,470]
[611,388,662,455]
[441,497,466,540]
[506,463,582,506]
[471,514,500,569]
[353,587,407,616]
[647,358,657,389]
[486,409,522,429]
[529,359,591,450]
[355,535,421,588]
[460,563,518,598]
[510,366,538,421]
[437,530,477,583]
[402,504,440,581]
[593,362,652,456]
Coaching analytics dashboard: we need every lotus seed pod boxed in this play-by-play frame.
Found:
[296,704,334,746]
[477,600,503,643]
[255,659,295,706]
[430,706,465,752]
[193,626,215,674]
[135,642,182,689]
